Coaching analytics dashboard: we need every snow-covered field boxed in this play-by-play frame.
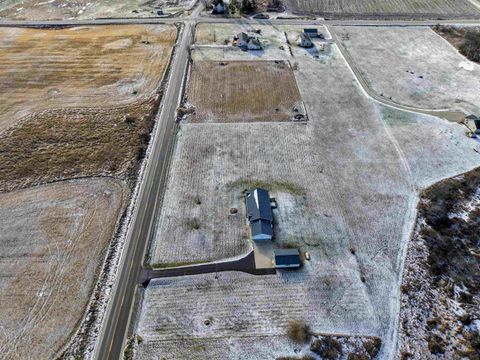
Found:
[137,25,480,359]
[334,26,480,115]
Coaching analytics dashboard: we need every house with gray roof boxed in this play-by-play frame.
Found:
[245,188,273,241]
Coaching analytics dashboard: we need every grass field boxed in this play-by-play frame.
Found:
[284,0,480,17]
[139,37,480,358]
[0,25,175,133]
[0,178,127,359]
[186,61,304,123]
[334,26,480,115]
[0,0,194,20]
[0,25,176,191]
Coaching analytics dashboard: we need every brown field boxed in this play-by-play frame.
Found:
[0,25,176,133]
[284,0,480,18]
[0,178,128,359]
[0,25,176,192]
[186,61,304,123]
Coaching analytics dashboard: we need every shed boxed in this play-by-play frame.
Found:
[236,32,249,48]
[246,188,273,241]
[465,114,480,134]
[304,28,319,37]
[274,249,301,268]
[297,33,312,48]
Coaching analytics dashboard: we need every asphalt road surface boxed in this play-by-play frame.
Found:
[94,20,194,360]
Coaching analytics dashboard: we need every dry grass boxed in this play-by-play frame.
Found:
[283,0,480,17]
[0,96,159,192]
[0,178,128,359]
[187,61,303,123]
[0,25,176,132]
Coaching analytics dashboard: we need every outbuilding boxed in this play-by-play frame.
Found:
[212,0,226,14]
[465,114,480,134]
[246,188,273,241]
[274,249,301,268]
[303,28,323,38]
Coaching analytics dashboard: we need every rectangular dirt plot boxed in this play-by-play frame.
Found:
[186,60,306,123]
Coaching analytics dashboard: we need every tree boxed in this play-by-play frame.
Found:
[240,0,256,13]
[460,30,480,63]
[228,0,237,14]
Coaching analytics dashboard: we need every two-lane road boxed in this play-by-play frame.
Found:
[95,20,194,360]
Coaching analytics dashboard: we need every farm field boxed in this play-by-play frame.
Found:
[0,25,175,133]
[139,38,480,358]
[186,61,304,123]
[0,178,127,359]
[334,26,480,115]
[283,0,480,18]
[0,0,194,20]
[0,25,176,191]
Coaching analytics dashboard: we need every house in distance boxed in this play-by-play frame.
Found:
[245,188,273,241]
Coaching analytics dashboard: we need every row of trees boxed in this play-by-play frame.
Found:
[205,0,258,14]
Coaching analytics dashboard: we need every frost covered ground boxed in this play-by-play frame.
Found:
[136,24,480,359]
[334,26,480,115]
[0,178,128,359]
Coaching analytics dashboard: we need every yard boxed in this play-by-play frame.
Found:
[334,26,480,115]
[138,36,480,358]
[0,178,128,359]
[186,60,304,123]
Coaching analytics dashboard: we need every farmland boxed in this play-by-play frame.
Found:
[0,24,176,358]
[138,28,480,358]
[0,178,127,359]
[283,0,480,18]
[186,61,304,123]
[0,0,194,20]
[0,25,175,133]
[334,26,480,115]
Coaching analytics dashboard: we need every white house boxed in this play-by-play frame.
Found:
[297,33,312,48]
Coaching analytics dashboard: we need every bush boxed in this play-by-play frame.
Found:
[460,30,480,63]
[286,320,310,344]
[310,337,342,359]
[347,353,369,360]
[428,334,445,354]
[363,337,381,358]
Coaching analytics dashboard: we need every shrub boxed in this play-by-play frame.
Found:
[347,353,369,360]
[428,334,445,354]
[363,337,381,358]
[310,336,342,359]
[286,320,310,344]
[460,30,480,63]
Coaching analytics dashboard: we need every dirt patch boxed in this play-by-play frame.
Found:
[0,25,176,133]
[433,25,480,64]
[186,60,304,123]
[0,178,128,359]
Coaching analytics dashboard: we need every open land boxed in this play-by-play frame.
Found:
[334,26,480,115]
[0,25,176,191]
[282,0,480,18]
[137,24,480,359]
[0,178,128,360]
[0,25,175,133]
[0,0,195,20]
[186,60,304,123]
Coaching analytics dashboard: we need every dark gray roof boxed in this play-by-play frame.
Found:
[465,114,479,120]
[274,248,300,256]
[274,248,300,266]
[299,33,312,42]
[237,32,249,42]
[246,188,272,223]
[304,28,318,34]
[251,219,273,237]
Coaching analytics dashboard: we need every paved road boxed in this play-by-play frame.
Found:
[94,20,194,360]
[1,15,480,27]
